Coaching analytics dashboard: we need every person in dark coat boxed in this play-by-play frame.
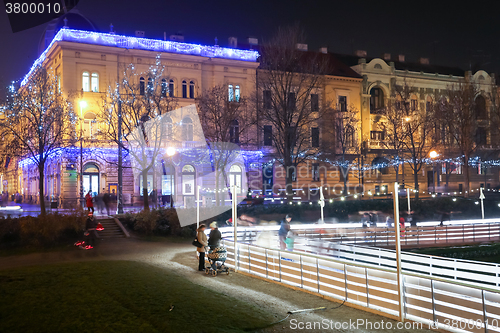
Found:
[278,214,292,250]
[208,221,222,249]
[85,212,97,248]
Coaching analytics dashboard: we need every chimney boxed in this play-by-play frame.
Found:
[319,46,328,54]
[109,23,115,35]
[135,31,145,38]
[247,37,258,45]
[398,54,405,62]
[419,57,429,65]
[170,34,184,42]
[296,43,308,51]
[383,53,391,61]
[228,37,237,48]
[355,50,367,57]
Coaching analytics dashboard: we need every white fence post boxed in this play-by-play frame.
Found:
[393,182,404,322]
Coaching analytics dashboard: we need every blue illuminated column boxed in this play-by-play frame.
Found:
[79,100,87,208]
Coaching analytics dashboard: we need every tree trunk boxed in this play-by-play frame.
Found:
[38,162,46,215]
[464,155,470,198]
[142,170,149,211]
[215,167,220,206]
[342,166,348,196]
[394,164,400,184]
[285,162,294,203]
[413,163,420,200]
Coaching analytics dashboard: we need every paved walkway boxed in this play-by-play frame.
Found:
[0,238,435,332]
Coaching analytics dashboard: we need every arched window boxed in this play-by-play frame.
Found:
[228,84,234,101]
[229,164,242,193]
[161,79,167,97]
[189,81,195,98]
[475,95,486,119]
[229,119,239,143]
[371,156,389,174]
[182,117,193,141]
[410,95,418,111]
[83,112,96,138]
[91,72,99,92]
[426,96,433,113]
[235,85,240,102]
[182,80,187,98]
[82,71,90,92]
[147,77,153,95]
[370,87,384,114]
[182,165,195,195]
[139,77,145,95]
[169,79,175,97]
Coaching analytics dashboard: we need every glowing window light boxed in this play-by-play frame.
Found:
[453,198,457,201]
[22,28,259,86]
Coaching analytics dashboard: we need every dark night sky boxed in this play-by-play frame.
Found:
[1,0,499,92]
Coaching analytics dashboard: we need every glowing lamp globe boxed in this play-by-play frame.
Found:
[429,151,438,159]
[166,147,176,157]
[79,100,87,108]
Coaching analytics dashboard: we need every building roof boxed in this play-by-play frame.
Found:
[23,28,260,86]
[332,53,465,77]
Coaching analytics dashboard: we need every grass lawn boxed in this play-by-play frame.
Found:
[0,261,274,333]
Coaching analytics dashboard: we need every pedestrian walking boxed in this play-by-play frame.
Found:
[196,224,208,271]
[85,190,94,213]
[103,190,111,216]
[278,214,292,250]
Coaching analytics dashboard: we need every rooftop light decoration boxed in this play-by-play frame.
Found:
[22,28,259,86]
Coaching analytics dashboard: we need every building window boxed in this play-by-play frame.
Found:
[182,117,193,141]
[346,125,355,147]
[229,120,239,143]
[147,78,153,95]
[339,96,347,112]
[234,85,240,102]
[263,90,272,109]
[169,79,175,97]
[83,112,96,138]
[82,71,90,92]
[311,94,319,112]
[163,116,172,140]
[476,127,487,145]
[370,131,385,140]
[410,97,417,111]
[228,84,234,101]
[182,80,187,98]
[263,125,272,146]
[229,165,242,193]
[475,95,487,119]
[370,87,384,113]
[189,81,195,98]
[288,92,296,110]
[372,156,389,174]
[91,72,99,92]
[139,77,145,95]
[312,163,320,181]
[161,79,167,97]
[311,127,319,147]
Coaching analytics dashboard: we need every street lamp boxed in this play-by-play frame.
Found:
[79,100,87,208]
[429,150,438,193]
[166,147,176,208]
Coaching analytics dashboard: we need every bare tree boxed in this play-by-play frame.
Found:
[439,80,481,197]
[99,58,177,210]
[394,80,436,199]
[197,85,254,205]
[257,25,329,201]
[0,66,75,214]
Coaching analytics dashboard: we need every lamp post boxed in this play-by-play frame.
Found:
[166,146,176,208]
[79,100,87,208]
[429,150,438,194]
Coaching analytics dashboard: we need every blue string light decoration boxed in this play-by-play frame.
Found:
[22,28,259,86]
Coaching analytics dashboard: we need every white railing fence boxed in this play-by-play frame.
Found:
[223,240,500,333]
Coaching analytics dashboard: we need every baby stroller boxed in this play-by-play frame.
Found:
[205,246,229,276]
